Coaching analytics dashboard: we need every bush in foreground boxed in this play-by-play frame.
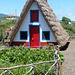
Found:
[0,45,64,75]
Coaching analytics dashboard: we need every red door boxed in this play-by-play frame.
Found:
[30,26,39,48]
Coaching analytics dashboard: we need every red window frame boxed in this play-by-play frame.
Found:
[30,10,39,22]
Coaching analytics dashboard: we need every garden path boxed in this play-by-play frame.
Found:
[61,40,75,75]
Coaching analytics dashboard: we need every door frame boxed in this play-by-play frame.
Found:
[29,24,41,49]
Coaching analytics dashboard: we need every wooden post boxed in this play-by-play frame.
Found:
[54,47,60,75]
[32,67,34,75]
[56,60,60,75]
[54,48,57,75]
[4,70,6,75]
[56,62,59,75]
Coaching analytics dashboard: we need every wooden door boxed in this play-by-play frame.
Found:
[30,26,39,48]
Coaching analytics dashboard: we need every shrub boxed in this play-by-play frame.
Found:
[0,45,64,75]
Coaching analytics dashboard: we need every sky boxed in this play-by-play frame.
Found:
[0,0,75,21]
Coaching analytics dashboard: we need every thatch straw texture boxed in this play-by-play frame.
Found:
[7,0,69,47]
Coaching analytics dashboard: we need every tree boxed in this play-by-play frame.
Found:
[0,27,6,42]
[62,17,71,25]
[0,27,4,41]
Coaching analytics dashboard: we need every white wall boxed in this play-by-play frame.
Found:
[13,2,57,42]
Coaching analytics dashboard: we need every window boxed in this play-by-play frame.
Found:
[30,10,39,22]
[42,31,50,40]
[20,31,27,40]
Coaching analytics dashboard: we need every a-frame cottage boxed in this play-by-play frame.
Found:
[5,0,69,49]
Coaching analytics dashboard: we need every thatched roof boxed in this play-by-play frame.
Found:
[7,0,69,47]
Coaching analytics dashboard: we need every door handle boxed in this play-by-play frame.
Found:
[32,38,34,40]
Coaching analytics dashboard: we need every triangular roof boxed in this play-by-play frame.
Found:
[7,0,69,47]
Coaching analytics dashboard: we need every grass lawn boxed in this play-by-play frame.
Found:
[60,21,75,36]
[0,19,16,29]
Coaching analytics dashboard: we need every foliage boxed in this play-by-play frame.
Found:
[0,45,64,75]
[0,27,6,41]
[58,51,64,63]
[60,21,75,36]
[60,16,75,36]
[62,16,71,25]
[43,44,64,63]
[62,24,75,33]
[0,19,16,41]
[0,19,10,26]
[0,17,6,20]
[0,46,55,64]
[0,19,16,28]
[72,23,75,32]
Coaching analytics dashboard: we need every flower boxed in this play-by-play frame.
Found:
[44,48,46,49]
[9,48,11,50]
[50,48,52,50]
[17,48,19,50]
[44,50,45,52]
[36,52,38,54]
[58,48,60,51]
[18,54,20,56]
[47,48,50,50]
[7,52,10,55]
[39,56,40,58]
[32,53,35,57]
[47,54,49,56]
[33,53,35,56]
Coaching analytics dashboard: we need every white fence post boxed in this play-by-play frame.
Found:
[32,66,34,75]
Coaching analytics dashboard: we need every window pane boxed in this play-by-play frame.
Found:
[43,32,50,40]
[20,32,27,40]
[31,10,38,22]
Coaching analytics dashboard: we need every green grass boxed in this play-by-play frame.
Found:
[0,19,16,29]
[0,19,10,25]
[60,21,75,36]
[0,19,16,39]
[0,17,6,20]
[71,23,75,31]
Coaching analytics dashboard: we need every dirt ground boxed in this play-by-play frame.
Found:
[61,40,75,75]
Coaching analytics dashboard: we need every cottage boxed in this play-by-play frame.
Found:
[7,15,15,18]
[6,15,17,20]
[5,0,69,48]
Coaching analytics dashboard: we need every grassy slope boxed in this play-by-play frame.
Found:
[60,21,75,36]
[0,18,16,43]
[0,19,16,29]
[0,17,6,20]
[72,23,75,31]
[0,20,15,28]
